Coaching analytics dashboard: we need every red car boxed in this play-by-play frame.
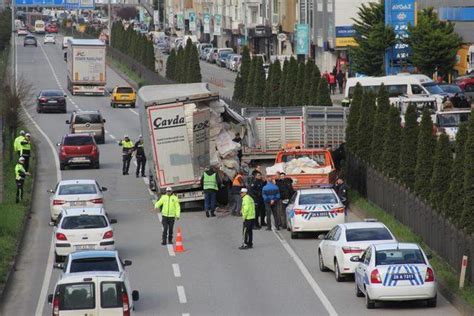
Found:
[454,76,474,101]
[58,134,100,170]
[46,23,58,33]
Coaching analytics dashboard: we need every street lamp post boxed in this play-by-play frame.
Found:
[108,0,111,46]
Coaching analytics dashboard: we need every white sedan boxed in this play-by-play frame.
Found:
[353,242,437,309]
[53,207,117,262]
[48,179,107,221]
[44,34,55,44]
[285,188,345,239]
[17,28,28,36]
[318,221,397,281]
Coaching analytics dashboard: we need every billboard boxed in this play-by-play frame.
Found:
[335,25,358,48]
[295,24,309,55]
[15,0,94,7]
[203,13,210,34]
[385,0,416,74]
[214,14,221,36]
[189,11,196,32]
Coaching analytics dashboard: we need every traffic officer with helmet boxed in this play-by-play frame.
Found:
[200,165,221,218]
[239,188,255,249]
[118,135,134,175]
[19,133,32,172]
[14,130,26,158]
[15,156,30,203]
[154,187,181,245]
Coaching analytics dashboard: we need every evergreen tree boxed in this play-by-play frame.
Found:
[381,106,402,177]
[279,59,289,106]
[414,109,436,201]
[166,49,177,80]
[263,62,275,106]
[284,57,298,106]
[316,77,333,107]
[461,111,474,233]
[240,46,251,98]
[345,83,363,153]
[269,60,282,106]
[182,39,193,83]
[303,60,314,105]
[176,46,185,83]
[370,84,390,168]
[147,40,156,70]
[253,58,266,106]
[309,64,321,105]
[245,58,257,105]
[233,73,245,101]
[398,104,419,189]
[429,134,452,211]
[186,45,202,83]
[356,91,376,161]
[443,122,468,223]
[293,62,306,106]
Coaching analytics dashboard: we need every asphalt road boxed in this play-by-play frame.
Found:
[0,34,461,316]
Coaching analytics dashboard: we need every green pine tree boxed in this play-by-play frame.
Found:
[278,60,289,106]
[356,91,376,161]
[414,109,436,201]
[186,45,202,83]
[263,62,275,106]
[370,84,390,168]
[443,122,468,223]
[429,133,452,211]
[303,60,314,105]
[176,46,185,83]
[166,49,177,80]
[233,73,245,101]
[398,104,419,189]
[293,62,306,106]
[345,83,363,153]
[182,38,193,83]
[284,57,298,106]
[381,106,402,177]
[240,46,251,98]
[461,110,474,233]
[269,60,282,106]
[316,77,333,107]
[309,64,321,105]
[253,58,266,106]
[245,58,257,105]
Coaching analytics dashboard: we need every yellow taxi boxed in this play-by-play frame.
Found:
[110,86,136,108]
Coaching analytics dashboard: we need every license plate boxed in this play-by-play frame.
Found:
[49,100,57,103]
[75,244,95,250]
[120,96,129,100]
[70,201,86,206]
[392,274,415,280]
[312,211,329,217]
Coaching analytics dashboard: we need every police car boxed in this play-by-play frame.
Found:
[353,242,437,309]
[285,187,345,239]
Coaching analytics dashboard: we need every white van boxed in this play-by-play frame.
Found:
[48,271,139,315]
[35,20,46,34]
[62,36,73,49]
[343,74,446,110]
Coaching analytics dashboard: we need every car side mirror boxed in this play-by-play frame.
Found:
[132,290,139,301]
[65,120,70,124]
[47,189,54,193]
[64,94,67,97]
[110,219,117,224]
[49,221,56,227]
[47,294,53,304]
[318,234,326,240]
[54,263,64,269]
[123,259,132,267]
[101,186,108,191]
[350,255,361,262]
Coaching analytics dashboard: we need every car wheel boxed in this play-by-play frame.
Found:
[334,260,344,282]
[365,290,376,309]
[94,161,100,169]
[99,136,105,144]
[36,106,41,113]
[62,107,67,113]
[318,250,329,272]
[427,296,437,308]
[110,102,115,108]
[290,232,298,239]
[131,103,135,108]
[59,163,66,170]
[355,282,364,297]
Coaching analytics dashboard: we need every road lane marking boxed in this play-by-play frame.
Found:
[167,244,176,257]
[129,108,139,116]
[172,263,181,277]
[182,313,190,316]
[109,134,116,140]
[274,231,338,316]
[17,37,62,316]
[38,41,64,91]
[177,286,187,304]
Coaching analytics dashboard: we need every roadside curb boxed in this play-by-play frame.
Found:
[349,202,474,316]
[105,56,139,90]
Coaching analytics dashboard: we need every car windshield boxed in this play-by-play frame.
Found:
[440,85,462,93]
[116,87,133,94]
[42,90,63,97]
[63,136,94,146]
[70,257,119,272]
[59,283,95,310]
[220,52,231,58]
[299,193,338,205]
[74,114,102,124]
[61,215,108,229]
[437,112,470,127]
[375,248,426,265]
[58,184,97,195]
[422,82,444,94]
[346,228,393,242]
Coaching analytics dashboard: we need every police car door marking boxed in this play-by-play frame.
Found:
[383,266,393,286]
[413,266,424,285]
[404,265,416,285]
[391,266,403,286]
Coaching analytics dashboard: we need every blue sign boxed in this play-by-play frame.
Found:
[439,7,474,21]
[335,26,356,38]
[295,24,309,55]
[16,0,64,6]
[385,0,415,74]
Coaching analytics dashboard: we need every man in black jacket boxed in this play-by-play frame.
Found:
[335,178,349,215]
[248,171,265,229]
[276,172,294,229]
[134,135,146,178]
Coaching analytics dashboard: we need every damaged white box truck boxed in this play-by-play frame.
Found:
[138,83,247,209]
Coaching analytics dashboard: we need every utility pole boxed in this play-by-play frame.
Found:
[108,0,111,46]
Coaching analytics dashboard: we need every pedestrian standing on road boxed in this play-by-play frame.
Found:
[200,165,222,217]
[134,135,146,178]
[232,132,243,164]
[335,178,349,215]
[14,130,26,158]
[230,171,245,216]
[20,133,32,172]
[336,70,345,94]
[275,172,294,229]
[154,187,181,245]
[248,170,265,229]
[239,188,255,249]
[328,72,337,95]
[119,135,134,175]
[332,66,337,77]
[262,176,281,231]
[15,157,30,203]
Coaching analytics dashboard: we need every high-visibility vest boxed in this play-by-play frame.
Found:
[242,194,256,220]
[232,174,244,187]
[120,140,134,148]
[20,141,31,156]
[15,163,26,180]
[14,136,25,152]
[203,172,218,191]
[154,194,181,218]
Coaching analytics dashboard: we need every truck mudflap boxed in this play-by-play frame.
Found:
[175,190,204,202]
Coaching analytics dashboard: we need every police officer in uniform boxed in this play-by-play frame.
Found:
[154,187,181,245]
[15,157,30,203]
[239,188,255,249]
[200,166,221,217]
[20,133,32,172]
[119,135,134,175]
[14,130,26,158]
[134,135,146,178]
[335,178,349,214]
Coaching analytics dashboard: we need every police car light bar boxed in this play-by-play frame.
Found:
[363,218,378,222]
[310,184,334,189]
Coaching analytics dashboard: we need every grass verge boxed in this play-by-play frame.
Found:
[106,55,147,88]
[350,191,474,308]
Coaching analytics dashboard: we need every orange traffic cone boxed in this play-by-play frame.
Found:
[174,227,185,253]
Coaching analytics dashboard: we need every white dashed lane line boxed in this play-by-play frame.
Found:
[167,244,176,257]
[177,286,187,304]
[172,264,181,278]
[129,108,139,116]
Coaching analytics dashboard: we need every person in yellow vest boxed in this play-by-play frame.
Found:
[239,188,255,249]
[200,166,222,218]
[154,187,181,245]
[19,133,32,172]
[118,135,134,175]
[14,130,26,158]
[15,157,30,203]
